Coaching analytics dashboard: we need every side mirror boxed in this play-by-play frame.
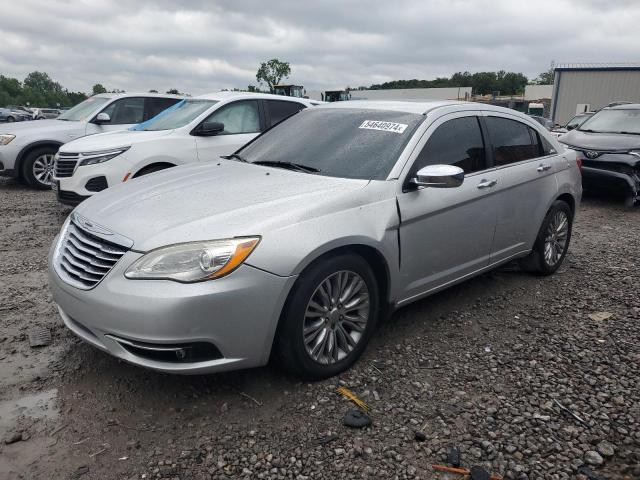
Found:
[566,124,576,131]
[410,164,464,188]
[94,112,111,124]
[195,121,224,137]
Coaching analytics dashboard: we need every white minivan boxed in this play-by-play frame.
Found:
[54,92,318,205]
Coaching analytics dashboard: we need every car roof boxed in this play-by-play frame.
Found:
[92,93,185,100]
[605,103,640,110]
[314,100,537,118]
[194,91,315,104]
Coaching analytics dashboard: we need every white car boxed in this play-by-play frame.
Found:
[54,92,317,206]
[0,93,183,188]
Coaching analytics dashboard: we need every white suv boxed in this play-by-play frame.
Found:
[54,92,317,205]
[0,93,183,188]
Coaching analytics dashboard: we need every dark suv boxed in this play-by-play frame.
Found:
[558,104,640,206]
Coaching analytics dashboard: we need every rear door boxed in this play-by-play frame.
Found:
[193,100,263,161]
[396,112,498,302]
[264,100,306,128]
[481,114,560,263]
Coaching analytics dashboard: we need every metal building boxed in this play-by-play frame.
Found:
[550,63,640,124]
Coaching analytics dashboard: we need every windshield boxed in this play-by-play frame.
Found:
[578,109,640,134]
[58,96,110,121]
[238,108,424,180]
[140,99,218,131]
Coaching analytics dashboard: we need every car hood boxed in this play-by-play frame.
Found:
[559,129,640,151]
[0,119,82,136]
[60,129,173,152]
[74,161,371,251]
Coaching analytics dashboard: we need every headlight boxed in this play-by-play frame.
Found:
[79,147,130,166]
[124,237,260,282]
[0,134,15,145]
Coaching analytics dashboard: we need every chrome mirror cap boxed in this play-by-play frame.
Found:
[411,164,464,188]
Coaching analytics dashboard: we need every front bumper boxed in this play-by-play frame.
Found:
[0,144,20,177]
[48,245,297,374]
[581,154,640,199]
[55,160,129,201]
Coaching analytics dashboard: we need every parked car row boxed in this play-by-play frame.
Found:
[0,106,33,122]
[37,99,582,378]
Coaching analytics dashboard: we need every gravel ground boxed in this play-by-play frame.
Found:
[0,177,638,480]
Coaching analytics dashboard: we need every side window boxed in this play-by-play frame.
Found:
[100,98,145,124]
[485,116,540,166]
[203,100,260,134]
[267,100,305,127]
[145,98,182,120]
[409,116,486,180]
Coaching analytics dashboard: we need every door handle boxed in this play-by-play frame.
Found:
[477,179,497,189]
[537,164,552,172]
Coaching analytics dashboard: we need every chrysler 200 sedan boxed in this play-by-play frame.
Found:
[48,101,582,379]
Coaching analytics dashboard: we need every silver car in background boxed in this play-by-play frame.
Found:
[48,101,582,379]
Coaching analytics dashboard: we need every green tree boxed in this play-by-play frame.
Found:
[535,68,555,85]
[166,88,180,94]
[149,89,158,93]
[256,59,291,92]
[92,83,107,95]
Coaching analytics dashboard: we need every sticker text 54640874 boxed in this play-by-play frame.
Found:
[359,120,408,134]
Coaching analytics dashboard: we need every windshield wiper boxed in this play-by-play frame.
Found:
[252,160,320,173]
[618,131,640,136]
[578,128,601,133]
[221,153,247,162]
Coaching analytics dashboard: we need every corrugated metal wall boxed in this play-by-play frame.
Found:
[552,70,640,124]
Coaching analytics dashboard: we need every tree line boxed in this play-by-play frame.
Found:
[0,71,189,108]
[367,69,552,96]
[1,65,555,108]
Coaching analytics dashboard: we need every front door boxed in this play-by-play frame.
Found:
[396,113,497,303]
[85,97,147,136]
[194,100,262,162]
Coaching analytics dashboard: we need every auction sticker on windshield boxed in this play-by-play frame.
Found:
[359,120,408,134]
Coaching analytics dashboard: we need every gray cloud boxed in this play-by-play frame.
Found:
[1,0,639,95]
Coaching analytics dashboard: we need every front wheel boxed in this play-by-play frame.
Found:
[7,116,15,122]
[519,200,573,275]
[274,254,379,379]
[22,147,57,189]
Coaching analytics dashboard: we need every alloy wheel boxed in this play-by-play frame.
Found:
[543,210,568,266]
[32,153,55,186]
[303,270,370,365]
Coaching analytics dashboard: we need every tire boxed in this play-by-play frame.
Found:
[274,254,380,379]
[519,200,573,275]
[21,146,57,189]
[133,164,173,178]
[7,116,15,122]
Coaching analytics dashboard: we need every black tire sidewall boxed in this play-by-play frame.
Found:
[534,201,573,275]
[22,146,56,189]
[278,254,379,379]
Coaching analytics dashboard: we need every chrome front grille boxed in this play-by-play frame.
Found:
[54,214,132,289]
[55,152,80,178]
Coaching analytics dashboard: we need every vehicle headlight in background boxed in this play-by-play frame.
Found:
[79,146,130,166]
[0,134,16,145]
[124,237,260,282]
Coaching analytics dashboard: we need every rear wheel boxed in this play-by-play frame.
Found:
[7,116,15,123]
[519,200,573,275]
[22,146,57,189]
[274,254,379,379]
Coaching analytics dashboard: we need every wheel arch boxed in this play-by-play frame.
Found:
[132,161,177,178]
[556,192,576,216]
[16,141,63,178]
[266,242,392,366]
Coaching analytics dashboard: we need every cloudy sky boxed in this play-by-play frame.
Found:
[1,0,639,95]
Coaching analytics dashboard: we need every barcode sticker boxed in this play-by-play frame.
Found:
[359,120,408,134]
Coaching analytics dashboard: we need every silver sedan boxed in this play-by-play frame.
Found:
[48,100,582,378]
